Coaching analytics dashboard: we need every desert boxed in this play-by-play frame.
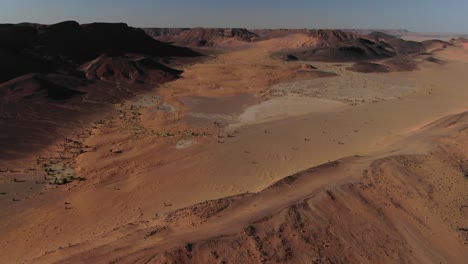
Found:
[0,4,468,264]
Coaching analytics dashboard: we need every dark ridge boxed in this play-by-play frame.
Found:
[81,55,183,83]
[0,74,85,102]
[347,62,390,73]
[283,54,299,61]
[279,31,426,63]
[421,39,452,51]
[384,58,419,71]
[35,22,199,62]
[0,50,55,83]
[342,29,412,36]
[367,31,397,41]
[424,57,445,64]
[36,75,86,100]
[142,28,259,47]
[289,38,395,62]
[367,31,426,55]
[250,29,360,45]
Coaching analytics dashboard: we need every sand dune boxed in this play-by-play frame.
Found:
[31,109,468,264]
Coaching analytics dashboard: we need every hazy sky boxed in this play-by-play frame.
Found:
[0,0,466,33]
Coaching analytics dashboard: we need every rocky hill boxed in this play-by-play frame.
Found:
[0,21,200,159]
[143,28,259,47]
[0,21,198,84]
[279,30,427,62]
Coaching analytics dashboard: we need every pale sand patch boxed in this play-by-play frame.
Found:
[267,72,415,104]
[180,94,256,115]
[176,137,197,149]
[436,46,468,61]
[232,95,345,128]
[256,33,322,51]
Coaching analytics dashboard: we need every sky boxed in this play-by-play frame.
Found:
[0,0,467,33]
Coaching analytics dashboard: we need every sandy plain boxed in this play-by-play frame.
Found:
[0,38,468,263]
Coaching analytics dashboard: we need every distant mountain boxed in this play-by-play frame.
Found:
[341,29,413,37]
[279,30,426,62]
[142,28,259,47]
[251,29,358,42]
[421,39,452,52]
[450,37,468,47]
[367,31,425,55]
[288,37,395,62]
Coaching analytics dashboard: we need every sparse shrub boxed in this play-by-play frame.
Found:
[185,243,193,253]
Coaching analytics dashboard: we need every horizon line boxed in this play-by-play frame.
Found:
[2,20,468,35]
